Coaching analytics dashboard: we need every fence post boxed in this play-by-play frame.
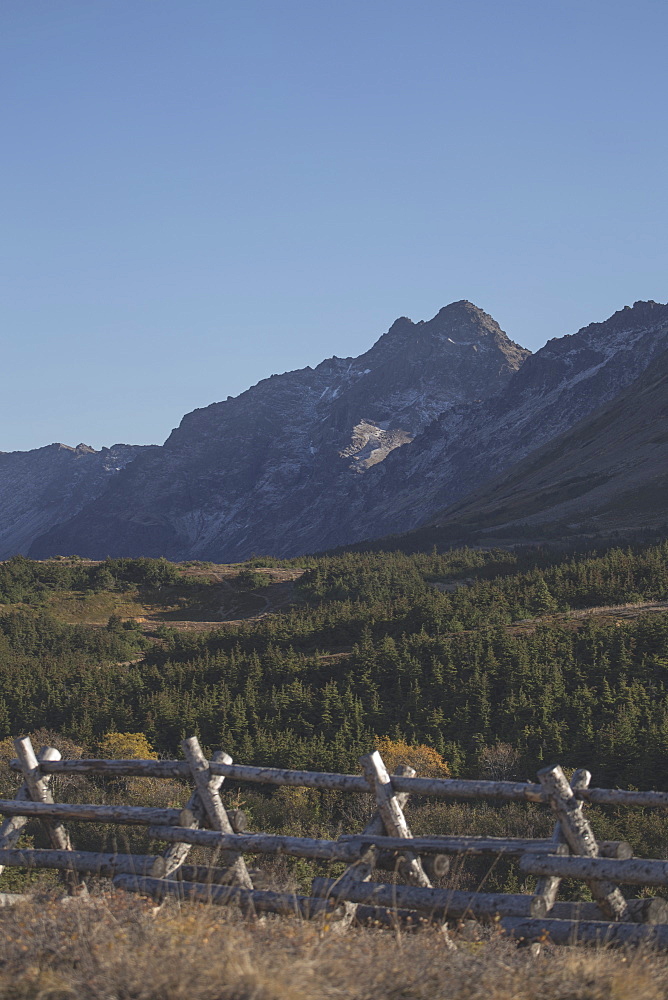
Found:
[537,764,629,921]
[534,767,590,911]
[359,754,455,948]
[360,752,431,889]
[152,749,232,878]
[13,737,85,894]
[181,738,253,889]
[0,747,62,874]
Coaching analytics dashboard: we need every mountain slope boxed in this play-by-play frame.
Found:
[28,302,527,560]
[333,300,668,546]
[12,299,668,562]
[0,443,154,559]
[425,344,668,540]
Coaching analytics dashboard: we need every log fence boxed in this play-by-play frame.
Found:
[2,735,668,948]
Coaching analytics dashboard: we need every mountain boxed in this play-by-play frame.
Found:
[329,300,668,546]
[25,302,527,560]
[422,344,668,542]
[8,298,668,562]
[0,443,154,558]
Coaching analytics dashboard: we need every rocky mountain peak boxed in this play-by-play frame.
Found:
[360,300,529,372]
[12,298,666,564]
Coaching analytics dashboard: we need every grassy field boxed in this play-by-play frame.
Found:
[1,891,666,1000]
[0,561,306,628]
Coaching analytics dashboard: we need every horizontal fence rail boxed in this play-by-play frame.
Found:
[11,756,668,809]
[3,735,668,950]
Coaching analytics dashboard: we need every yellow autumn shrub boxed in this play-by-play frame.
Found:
[374,736,450,778]
[98,731,158,760]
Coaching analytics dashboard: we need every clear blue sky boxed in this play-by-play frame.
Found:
[2,1,667,452]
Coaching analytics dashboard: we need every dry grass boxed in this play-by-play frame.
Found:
[0,891,667,1000]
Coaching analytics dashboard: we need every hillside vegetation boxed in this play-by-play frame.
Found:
[0,542,667,790]
[2,542,668,985]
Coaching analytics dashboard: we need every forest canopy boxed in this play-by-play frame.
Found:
[0,542,666,790]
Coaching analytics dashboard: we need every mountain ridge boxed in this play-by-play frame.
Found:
[4,298,666,561]
[27,301,528,560]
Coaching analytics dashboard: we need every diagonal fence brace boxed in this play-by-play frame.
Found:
[151,749,231,878]
[0,746,62,873]
[534,767,590,911]
[537,764,628,921]
[181,737,253,889]
[13,737,85,893]
[360,751,432,888]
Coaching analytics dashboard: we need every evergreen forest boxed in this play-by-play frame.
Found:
[0,541,667,791]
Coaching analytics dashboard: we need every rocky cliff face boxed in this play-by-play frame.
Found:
[26,302,528,560]
[0,442,153,559]
[10,299,668,562]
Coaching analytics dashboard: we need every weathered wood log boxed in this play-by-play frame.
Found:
[311,876,547,920]
[535,767,590,909]
[149,824,361,861]
[345,763,414,883]
[0,848,165,876]
[339,834,571,856]
[174,864,268,888]
[113,874,350,919]
[521,853,668,885]
[500,916,668,948]
[176,807,247,835]
[0,800,183,825]
[538,764,629,921]
[12,756,668,810]
[0,746,61,874]
[360,753,431,888]
[156,749,235,878]
[14,737,84,893]
[10,758,192,779]
[550,897,668,925]
[374,850,450,875]
[182,737,253,889]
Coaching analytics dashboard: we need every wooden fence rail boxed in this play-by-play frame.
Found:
[2,735,668,949]
[11,756,668,809]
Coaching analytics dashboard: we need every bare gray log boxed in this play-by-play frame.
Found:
[14,739,73,850]
[157,749,233,878]
[550,898,668,925]
[12,756,668,810]
[0,747,61,874]
[521,853,668,886]
[14,737,84,893]
[374,850,450,874]
[0,848,165,876]
[360,751,431,888]
[500,916,668,948]
[149,824,361,861]
[535,767,590,909]
[182,737,253,888]
[311,877,547,920]
[340,834,571,856]
[337,763,416,888]
[175,864,267,888]
[538,764,629,921]
[0,800,182,825]
[9,758,192,779]
[113,874,348,919]
[599,841,634,860]
[421,855,451,880]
